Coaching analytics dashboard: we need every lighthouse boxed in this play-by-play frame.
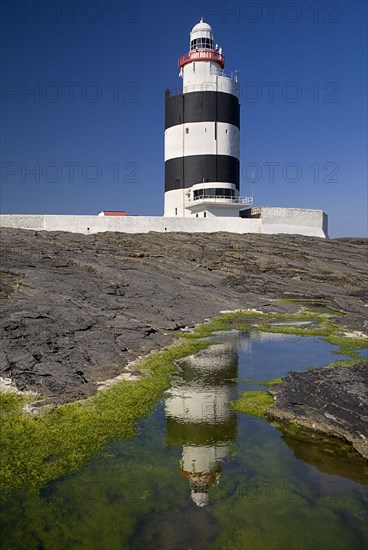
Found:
[165,343,238,507]
[164,19,251,218]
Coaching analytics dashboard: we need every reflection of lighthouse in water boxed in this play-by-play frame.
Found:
[165,343,238,507]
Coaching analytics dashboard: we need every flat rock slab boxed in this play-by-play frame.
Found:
[269,363,368,459]
[1,229,367,404]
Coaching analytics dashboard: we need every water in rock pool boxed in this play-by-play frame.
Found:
[1,332,367,550]
[353,347,368,360]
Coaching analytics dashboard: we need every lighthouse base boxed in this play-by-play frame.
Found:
[0,207,328,238]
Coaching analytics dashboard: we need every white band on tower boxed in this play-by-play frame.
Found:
[164,20,242,218]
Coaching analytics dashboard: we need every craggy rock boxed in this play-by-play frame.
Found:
[268,363,368,459]
[0,228,367,405]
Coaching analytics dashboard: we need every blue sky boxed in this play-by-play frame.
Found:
[1,0,367,237]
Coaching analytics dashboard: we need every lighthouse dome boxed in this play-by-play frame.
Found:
[190,19,214,51]
[191,20,213,34]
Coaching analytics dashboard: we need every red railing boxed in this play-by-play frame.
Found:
[178,50,225,69]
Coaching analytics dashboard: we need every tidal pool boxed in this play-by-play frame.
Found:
[353,347,368,359]
[1,332,367,550]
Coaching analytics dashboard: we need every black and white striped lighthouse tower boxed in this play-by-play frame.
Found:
[164,19,250,218]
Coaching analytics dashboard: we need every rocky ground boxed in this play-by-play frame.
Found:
[269,363,368,459]
[1,229,367,445]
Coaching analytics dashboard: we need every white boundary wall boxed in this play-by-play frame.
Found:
[0,208,328,238]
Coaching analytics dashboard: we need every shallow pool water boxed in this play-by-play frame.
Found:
[353,347,368,360]
[1,332,367,550]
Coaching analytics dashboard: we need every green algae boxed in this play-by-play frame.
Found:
[230,391,274,417]
[262,377,283,387]
[179,312,242,339]
[1,303,368,549]
[1,301,366,496]
[0,339,208,496]
[181,304,366,367]
[218,303,367,419]
[208,414,368,550]
[0,419,189,550]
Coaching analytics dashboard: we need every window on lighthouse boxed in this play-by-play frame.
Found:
[190,38,214,50]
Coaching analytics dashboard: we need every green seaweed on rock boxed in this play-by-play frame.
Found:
[230,391,274,417]
[1,303,366,496]
[0,339,208,495]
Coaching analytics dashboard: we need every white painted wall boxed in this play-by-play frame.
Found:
[164,189,190,217]
[164,187,241,218]
[216,123,239,159]
[201,206,244,218]
[260,207,328,238]
[0,215,45,230]
[165,122,239,161]
[1,213,246,232]
[0,214,257,234]
[0,208,328,237]
[182,62,239,96]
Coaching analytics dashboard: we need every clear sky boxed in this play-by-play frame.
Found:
[1,0,367,237]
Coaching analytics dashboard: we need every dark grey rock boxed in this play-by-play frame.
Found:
[0,228,367,409]
[269,363,368,459]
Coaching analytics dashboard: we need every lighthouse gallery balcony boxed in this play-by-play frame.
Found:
[179,50,225,69]
[185,193,253,209]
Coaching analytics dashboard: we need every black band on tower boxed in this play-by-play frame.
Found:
[165,155,240,192]
[165,91,240,130]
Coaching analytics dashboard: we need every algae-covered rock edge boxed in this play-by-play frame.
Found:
[1,307,367,496]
